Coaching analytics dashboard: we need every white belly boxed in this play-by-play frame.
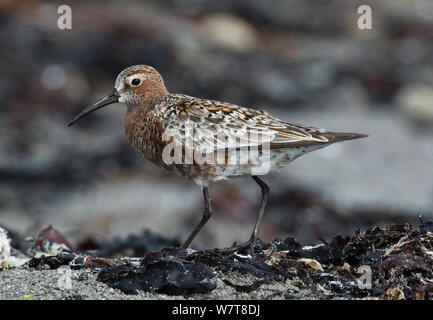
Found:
[188,144,329,186]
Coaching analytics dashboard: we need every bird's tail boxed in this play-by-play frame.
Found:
[324,131,368,143]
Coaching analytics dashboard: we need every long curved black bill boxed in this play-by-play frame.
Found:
[68,89,120,127]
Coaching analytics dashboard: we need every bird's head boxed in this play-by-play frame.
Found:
[68,65,168,127]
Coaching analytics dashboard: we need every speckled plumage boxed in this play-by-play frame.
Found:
[69,64,367,251]
[118,66,366,186]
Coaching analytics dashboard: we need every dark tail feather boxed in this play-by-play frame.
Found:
[324,132,368,143]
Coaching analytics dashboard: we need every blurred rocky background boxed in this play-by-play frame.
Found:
[0,0,432,249]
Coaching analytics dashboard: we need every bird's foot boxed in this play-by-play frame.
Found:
[219,237,265,257]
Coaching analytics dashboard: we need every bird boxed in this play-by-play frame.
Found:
[68,65,367,254]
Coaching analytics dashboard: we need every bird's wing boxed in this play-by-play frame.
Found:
[155,94,366,153]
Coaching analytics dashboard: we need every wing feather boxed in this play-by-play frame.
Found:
[155,94,367,153]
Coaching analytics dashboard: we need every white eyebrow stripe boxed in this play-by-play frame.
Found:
[126,74,146,85]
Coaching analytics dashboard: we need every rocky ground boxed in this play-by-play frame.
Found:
[1,220,433,300]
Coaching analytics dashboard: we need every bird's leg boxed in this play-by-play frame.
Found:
[249,176,269,243]
[181,185,212,249]
[220,176,269,255]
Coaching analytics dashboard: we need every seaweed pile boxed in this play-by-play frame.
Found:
[3,220,433,299]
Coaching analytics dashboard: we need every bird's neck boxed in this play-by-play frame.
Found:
[127,88,169,112]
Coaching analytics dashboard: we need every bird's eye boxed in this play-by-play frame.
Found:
[131,78,141,86]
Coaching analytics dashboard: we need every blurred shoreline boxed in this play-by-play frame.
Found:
[1,0,433,248]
